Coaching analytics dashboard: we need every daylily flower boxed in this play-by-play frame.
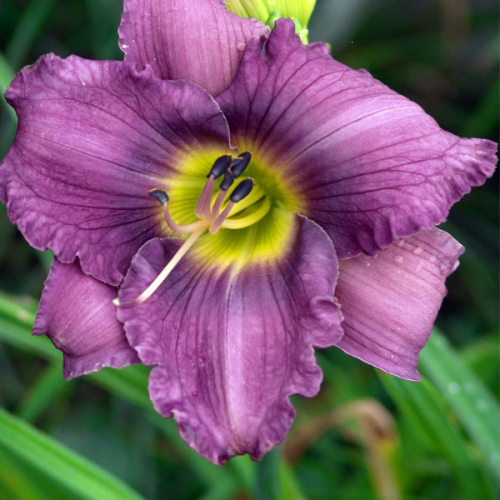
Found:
[0,3,496,465]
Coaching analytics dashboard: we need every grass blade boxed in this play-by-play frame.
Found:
[380,373,491,499]
[0,407,145,500]
[0,51,16,122]
[5,0,56,68]
[419,329,500,485]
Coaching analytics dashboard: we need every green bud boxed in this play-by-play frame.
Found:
[225,0,316,43]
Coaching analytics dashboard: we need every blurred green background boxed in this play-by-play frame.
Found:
[0,1,498,499]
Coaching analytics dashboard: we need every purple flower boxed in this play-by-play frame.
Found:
[0,1,496,465]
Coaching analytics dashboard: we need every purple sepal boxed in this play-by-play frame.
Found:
[117,215,343,464]
[33,260,140,380]
[119,0,269,95]
[335,229,464,380]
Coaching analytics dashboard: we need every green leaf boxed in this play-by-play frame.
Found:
[5,0,55,68]
[18,363,72,422]
[90,365,152,412]
[380,373,491,499]
[276,458,307,500]
[0,51,17,158]
[419,329,500,485]
[252,447,307,500]
[0,407,145,500]
[461,78,500,138]
[462,336,499,388]
[0,294,57,360]
[0,51,16,122]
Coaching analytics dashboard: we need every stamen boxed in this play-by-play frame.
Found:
[221,196,271,229]
[219,171,235,191]
[226,187,265,217]
[209,171,234,218]
[207,155,232,179]
[209,178,254,234]
[194,176,215,219]
[114,228,205,308]
[150,189,208,234]
[209,201,235,234]
[163,206,208,234]
[194,155,232,219]
[211,188,228,219]
[229,178,254,203]
[149,189,169,204]
[229,152,252,178]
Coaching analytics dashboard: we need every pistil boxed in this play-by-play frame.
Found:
[150,189,208,234]
[113,228,205,307]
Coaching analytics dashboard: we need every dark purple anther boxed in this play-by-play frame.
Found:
[229,178,254,203]
[149,189,169,205]
[207,155,232,179]
[219,171,235,191]
[230,152,252,177]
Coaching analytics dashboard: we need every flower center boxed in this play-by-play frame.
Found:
[157,152,272,236]
[115,150,299,307]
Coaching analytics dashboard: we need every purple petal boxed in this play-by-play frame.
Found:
[334,228,464,381]
[33,260,140,380]
[119,0,269,95]
[217,19,498,259]
[117,216,343,464]
[1,54,230,285]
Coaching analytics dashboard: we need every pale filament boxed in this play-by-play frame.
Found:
[112,228,205,307]
[210,188,227,218]
[209,201,235,234]
[194,176,215,219]
[162,204,208,234]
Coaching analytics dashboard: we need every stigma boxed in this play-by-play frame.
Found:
[114,152,272,308]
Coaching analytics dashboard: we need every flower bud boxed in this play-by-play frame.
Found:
[225,0,316,43]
